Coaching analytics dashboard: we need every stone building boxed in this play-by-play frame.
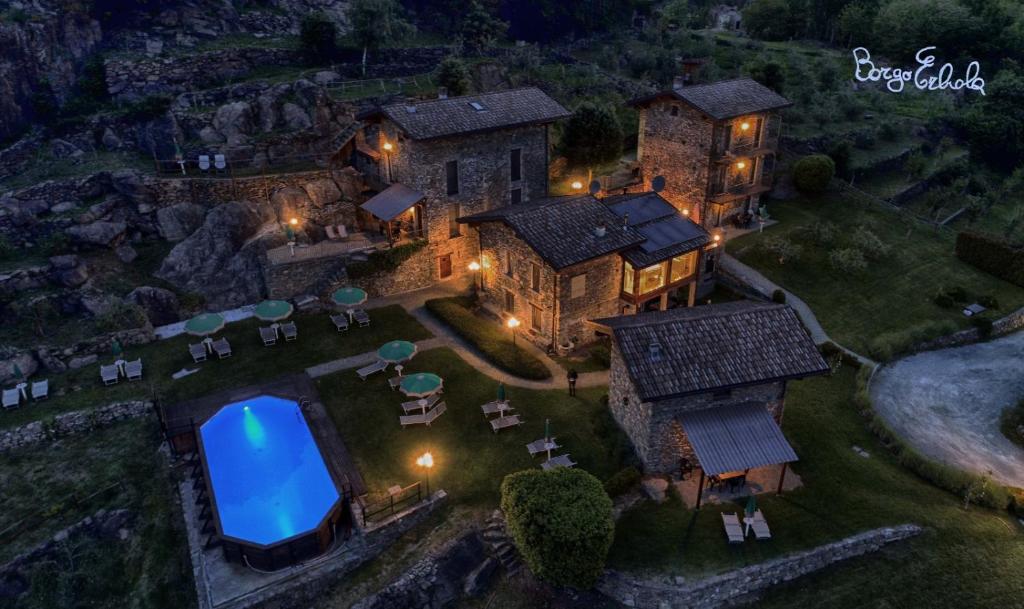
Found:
[352,88,569,287]
[591,302,829,498]
[459,191,714,351]
[630,78,790,230]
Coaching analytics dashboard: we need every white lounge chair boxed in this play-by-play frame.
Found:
[722,513,745,544]
[214,154,227,172]
[387,376,404,390]
[125,359,143,381]
[353,309,370,327]
[212,338,232,359]
[746,510,772,540]
[100,364,120,386]
[2,388,19,409]
[281,321,297,341]
[400,401,447,427]
[31,380,48,401]
[331,314,350,332]
[490,414,523,433]
[481,400,514,417]
[198,155,211,172]
[357,360,387,380]
[335,224,348,238]
[260,326,277,346]
[189,343,207,362]
[326,226,341,240]
[541,454,576,470]
[526,437,559,457]
[401,394,440,414]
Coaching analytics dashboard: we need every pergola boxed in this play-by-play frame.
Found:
[361,183,424,246]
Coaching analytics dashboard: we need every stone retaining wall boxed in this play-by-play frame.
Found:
[914,305,1024,353]
[0,400,153,453]
[599,524,923,609]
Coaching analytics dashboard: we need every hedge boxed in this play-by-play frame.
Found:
[347,240,426,280]
[792,154,835,194]
[424,296,552,380]
[955,231,1024,288]
[500,468,614,588]
[866,319,958,361]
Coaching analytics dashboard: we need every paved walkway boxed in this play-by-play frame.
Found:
[869,331,1024,487]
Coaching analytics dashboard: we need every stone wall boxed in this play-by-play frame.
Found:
[0,401,153,453]
[599,524,923,609]
[263,252,349,300]
[556,254,623,348]
[913,305,1024,353]
[637,101,715,224]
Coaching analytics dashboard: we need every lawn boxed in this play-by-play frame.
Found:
[0,304,431,430]
[727,189,1024,355]
[608,367,1024,608]
[0,419,194,608]
[317,347,632,507]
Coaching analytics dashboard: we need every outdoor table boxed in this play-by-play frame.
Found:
[416,399,428,412]
[541,454,575,470]
[395,365,404,376]
[526,438,558,456]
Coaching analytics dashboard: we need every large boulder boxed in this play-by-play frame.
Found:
[66,221,127,247]
[111,170,158,213]
[0,349,39,384]
[156,203,207,241]
[79,291,124,317]
[212,101,254,145]
[156,200,281,309]
[270,187,314,216]
[302,178,342,208]
[282,102,312,131]
[126,286,181,326]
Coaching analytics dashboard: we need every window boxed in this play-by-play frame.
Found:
[510,188,522,205]
[530,303,542,331]
[670,251,697,282]
[704,254,716,274]
[622,262,635,295]
[510,149,522,182]
[445,160,459,195]
[570,273,587,299]
[531,263,541,292]
[504,289,515,313]
[505,250,514,277]
[638,263,666,294]
[670,105,679,117]
[448,202,461,238]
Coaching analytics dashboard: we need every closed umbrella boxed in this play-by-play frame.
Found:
[184,312,226,337]
[400,373,443,398]
[545,418,552,459]
[497,382,506,403]
[331,287,368,308]
[254,300,293,322]
[377,340,417,364]
[745,495,757,518]
[111,339,123,358]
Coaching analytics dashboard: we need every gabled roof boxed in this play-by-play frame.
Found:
[679,403,798,476]
[603,192,710,268]
[361,183,424,221]
[592,302,829,403]
[359,87,570,141]
[459,195,646,270]
[630,78,791,120]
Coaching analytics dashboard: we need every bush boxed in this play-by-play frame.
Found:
[425,296,551,380]
[999,400,1024,450]
[436,56,471,97]
[879,121,900,141]
[603,466,642,497]
[977,295,1000,309]
[866,319,959,361]
[347,240,426,280]
[970,315,994,338]
[501,468,614,588]
[933,292,956,309]
[590,343,611,368]
[792,154,835,194]
[771,289,786,304]
[826,140,852,178]
[761,236,803,265]
[955,231,1024,288]
[0,236,14,260]
[851,226,891,260]
[300,12,338,64]
[853,128,877,150]
[828,247,867,273]
[121,95,171,122]
[805,220,838,245]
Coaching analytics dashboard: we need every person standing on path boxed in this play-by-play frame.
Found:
[567,368,578,397]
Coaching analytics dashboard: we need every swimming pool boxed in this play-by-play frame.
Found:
[199,395,341,549]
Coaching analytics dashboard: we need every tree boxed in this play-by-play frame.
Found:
[349,0,415,75]
[762,236,803,265]
[561,102,623,177]
[660,0,694,30]
[793,154,835,193]
[436,56,471,96]
[300,13,338,65]
[962,64,1024,171]
[461,1,508,54]
[837,0,876,46]
[500,468,613,588]
[746,60,786,94]
[742,0,801,41]
[872,0,983,58]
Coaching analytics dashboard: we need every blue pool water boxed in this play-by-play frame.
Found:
[200,395,340,545]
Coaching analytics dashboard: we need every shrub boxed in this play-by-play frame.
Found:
[866,319,959,361]
[347,240,426,280]
[501,468,614,588]
[879,121,900,141]
[771,289,786,304]
[904,151,927,179]
[0,236,14,260]
[761,236,803,265]
[819,341,862,370]
[853,128,877,150]
[971,315,994,338]
[121,95,171,122]
[436,56,471,97]
[36,231,69,257]
[300,12,338,64]
[425,296,551,380]
[933,292,956,309]
[94,302,148,333]
[590,343,611,368]
[826,140,852,178]
[792,154,835,194]
[603,466,642,497]
[955,231,1024,288]
[806,220,838,245]
[977,295,1000,309]
[828,248,867,273]
[851,226,891,260]
[941,285,969,303]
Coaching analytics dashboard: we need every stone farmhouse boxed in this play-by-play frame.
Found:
[630,78,790,229]
[591,302,829,499]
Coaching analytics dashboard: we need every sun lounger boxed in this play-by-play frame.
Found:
[2,388,19,409]
[722,513,745,544]
[353,309,370,327]
[526,437,560,457]
[388,376,403,390]
[100,364,120,386]
[259,326,277,346]
[540,454,576,470]
[357,359,387,380]
[125,359,143,381]
[198,155,211,172]
[490,414,523,433]
[401,394,440,414]
[326,226,340,240]
[189,343,207,362]
[331,314,350,332]
[481,400,514,416]
[212,338,232,359]
[214,154,226,172]
[746,510,772,540]
[281,321,297,341]
[31,380,48,401]
[399,401,447,427]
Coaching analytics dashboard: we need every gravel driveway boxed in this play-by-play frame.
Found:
[870,331,1024,487]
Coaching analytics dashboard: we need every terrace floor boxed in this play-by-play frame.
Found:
[673,464,804,509]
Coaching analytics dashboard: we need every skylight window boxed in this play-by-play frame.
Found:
[469,101,486,112]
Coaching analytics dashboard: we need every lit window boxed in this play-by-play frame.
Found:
[531,304,542,330]
[531,263,541,292]
[638,263,666,294]
[570,273,587,299]
[623,262,635,295]
[670,252,697,282]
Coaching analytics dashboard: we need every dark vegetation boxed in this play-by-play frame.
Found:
[955,231,1024,288]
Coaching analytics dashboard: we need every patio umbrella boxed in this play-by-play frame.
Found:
[497,382,506,403]
[331,287,368,308]
[111,339,123,358]
[400,373,443,398]
[545,418,552,459]
[377,340,417,364]
[254,300,293,322]
[745,495,757,518]
[184,312,226,337]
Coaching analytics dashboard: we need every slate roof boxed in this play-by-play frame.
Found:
[603,193,710,267]
[361,87,570,141]
[459,195,646,270]
[630,78,792,120]
[361,183,424,221]
[679,403,798,476]
[592,302,829,402]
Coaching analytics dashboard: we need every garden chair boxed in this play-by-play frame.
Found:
[125,359,143,381]
[259,326,278,346]
[481,400,514,417]
[401,394,439,414]
[214,154,226,172]
[281,321,297,341]
[400,401,446,427]
[2,388,20,409]
[189,343,207,362]
[212,338,232,359]
[526,437,559,457]
[388,376,403,390]
[331,314,350,332]
[31,380,48,401]
[721,513,744,544]
[490,414,523,433]
[356,359,387,380]
[100,364,120,386]
[746,510,772,541]
[540,454,576,471]
[353,309,370,327]
[198,155,211,172]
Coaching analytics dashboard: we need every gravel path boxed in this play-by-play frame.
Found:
[869,331,1024,487]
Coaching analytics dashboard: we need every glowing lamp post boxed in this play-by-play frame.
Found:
[468,260,482,292]
[382,141,394,182]
[507,317,521,346]
[286,217,299,256]
[416,451,434,497]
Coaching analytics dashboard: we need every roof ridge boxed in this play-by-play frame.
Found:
[382,85,547,110]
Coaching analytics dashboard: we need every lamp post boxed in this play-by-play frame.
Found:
[382,141,394,183]
[416,451,434,498]
[468,260,481,293]
[571,180,583,192]
[286,217,299,256]
[507,317,520,346]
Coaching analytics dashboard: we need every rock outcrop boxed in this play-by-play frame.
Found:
[126,286,181,326]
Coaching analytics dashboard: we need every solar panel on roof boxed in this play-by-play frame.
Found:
[607,195,676,226]
[639,215,706,253]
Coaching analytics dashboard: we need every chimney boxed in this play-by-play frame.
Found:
[594,221,607,238]
[622,213,630,230]
[438,87,448,99]
[673,75,686,90]
[648,341,663,362]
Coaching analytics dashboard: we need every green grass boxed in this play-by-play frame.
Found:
[424,297,552,380]
[727,189,1024,354]
[0,149,152,192]
[550,342,611,374]
[0,419,193,608]
[0,305,431,430]
[317,347,632,506]
[608,367,1024,609]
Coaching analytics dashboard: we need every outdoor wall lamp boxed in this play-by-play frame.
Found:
[571,181,583,191]
[736,161,746,169]
[383,142,393,152]
[740,121,750,131]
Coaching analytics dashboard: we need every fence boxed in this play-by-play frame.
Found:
[0,480,127,548]
[361,482,423,527]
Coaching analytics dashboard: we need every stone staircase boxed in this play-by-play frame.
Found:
[482,510,524,577]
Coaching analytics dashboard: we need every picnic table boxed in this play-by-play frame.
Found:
[490,414,523,432]
[481,400,514,417]
[526,438,559,456]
